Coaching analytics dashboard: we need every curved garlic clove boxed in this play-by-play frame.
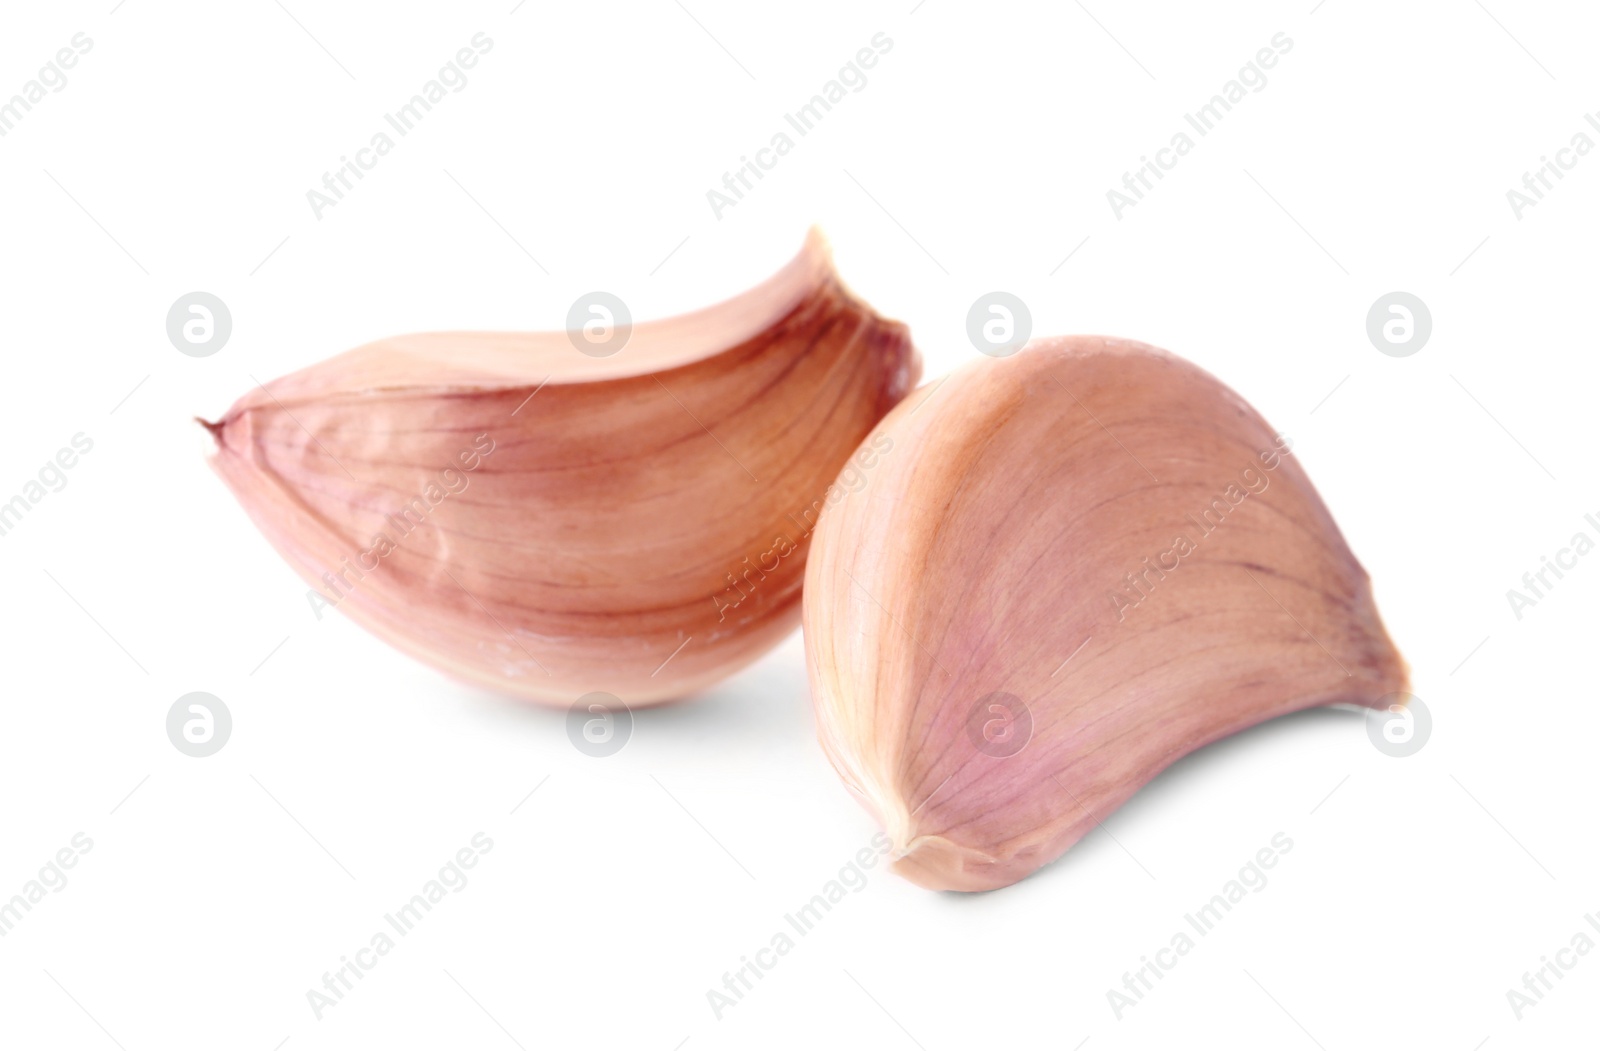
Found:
[803,336,1406,891]
[206,230,918,706]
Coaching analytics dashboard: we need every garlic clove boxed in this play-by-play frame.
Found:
[803,336,1407,891]
[206,230,918,706]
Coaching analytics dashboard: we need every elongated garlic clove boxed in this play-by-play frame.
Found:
[803,336,1407,891]
[206,231,918,706]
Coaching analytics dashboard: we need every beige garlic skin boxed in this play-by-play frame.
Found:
[803,336,1407,891]
[207,231,918,706]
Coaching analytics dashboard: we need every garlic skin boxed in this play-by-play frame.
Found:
[206,231,918,706]
[803,336,1407,891]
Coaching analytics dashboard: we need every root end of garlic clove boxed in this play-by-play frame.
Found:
[890,835,1037,894]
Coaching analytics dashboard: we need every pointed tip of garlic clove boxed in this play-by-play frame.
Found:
[803,334,1408,892]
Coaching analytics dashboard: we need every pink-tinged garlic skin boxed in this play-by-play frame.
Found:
[207,231,918,707]
[803,336,1407,891]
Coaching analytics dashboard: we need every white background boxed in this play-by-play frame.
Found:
[1,0,1595,1048]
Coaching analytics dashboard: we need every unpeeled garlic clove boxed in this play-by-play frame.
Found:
[206,230,918,706]
[803,336,1407,891]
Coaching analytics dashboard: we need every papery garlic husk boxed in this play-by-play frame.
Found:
[803,336,1407,891]
[206,230,918,706]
